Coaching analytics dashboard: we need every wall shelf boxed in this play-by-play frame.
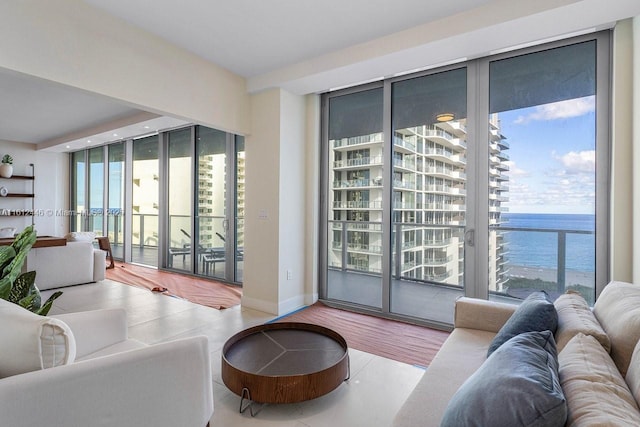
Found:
[0,164,35,225]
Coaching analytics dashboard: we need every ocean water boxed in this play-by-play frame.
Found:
[501,213,595,272]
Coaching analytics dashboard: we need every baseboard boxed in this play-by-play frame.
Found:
[241,294,309,316]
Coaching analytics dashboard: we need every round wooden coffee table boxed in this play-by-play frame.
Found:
[222,322,349,414]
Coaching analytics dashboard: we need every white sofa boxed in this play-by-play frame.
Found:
[0,298,214,426]
[393,281,640,426]
[27,241,106,290]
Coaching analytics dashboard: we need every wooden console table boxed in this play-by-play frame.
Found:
[0,236,67,248]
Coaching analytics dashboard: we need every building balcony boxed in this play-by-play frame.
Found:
[393,158,416,171]
[332,178,382,189]
[333,156,383,169]
[332,133,384,149]
[393,137,417,153]
[332,200,383,210]
[423,166,467,181]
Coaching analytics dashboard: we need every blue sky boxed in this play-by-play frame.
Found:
[498,95,596,215]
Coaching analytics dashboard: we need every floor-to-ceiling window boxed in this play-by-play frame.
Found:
[389,67,468,322]
[107,143,125,259]
[167,128,193,272]
[70,151,85,232]
[70,124,244,284]
[325,87,384,308]
[131,135,160,266]
[321,32,610,327]
[487,39,606,305]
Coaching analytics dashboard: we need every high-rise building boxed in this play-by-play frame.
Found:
[328,115,509,290]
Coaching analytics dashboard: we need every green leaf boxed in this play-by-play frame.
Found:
[37,291,63,316]
[10,271,37,304]
[0,276,11,300]
[18,293,38,311]
[0,246,15,272]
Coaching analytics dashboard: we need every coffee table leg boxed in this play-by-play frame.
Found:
[239,387,265,417]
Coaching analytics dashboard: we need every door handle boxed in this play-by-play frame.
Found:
[464,229,475,247]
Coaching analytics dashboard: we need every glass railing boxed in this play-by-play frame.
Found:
[328,219,595,302]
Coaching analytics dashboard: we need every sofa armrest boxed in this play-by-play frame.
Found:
[0,336,213,427]
[454,297,517,333]
[93,249,106,281]
[52,309,128,358]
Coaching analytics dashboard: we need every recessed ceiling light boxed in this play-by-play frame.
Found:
[143,126,150,129]
[66,145,70,149]
[113,133,118,137]
[87,139,92,143]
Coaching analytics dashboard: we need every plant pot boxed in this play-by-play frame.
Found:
[0,164,13,178]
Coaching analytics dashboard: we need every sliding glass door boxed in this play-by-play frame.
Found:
[131,135,159,267]
[167,128,193,272]
[107,143,125,260]
[321,32,610,327]
[389,68,468,322]
[70,125,245,284]
[487,40,606,305]
[326,87,384,309]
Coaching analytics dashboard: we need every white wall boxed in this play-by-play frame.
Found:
[611,20,634,283]
[243,89,308,315]
[633,16,640,283]
[0,141,68,237]
[243,89,282,313]
[0,1,250,136]
[277,90,307,313]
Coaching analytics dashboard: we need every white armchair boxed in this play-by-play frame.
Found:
[0,298,213,427]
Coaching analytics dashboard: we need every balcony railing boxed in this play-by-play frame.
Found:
[328,219,595,298]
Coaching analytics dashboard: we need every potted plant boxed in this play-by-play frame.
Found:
[0,226,62,315]
[0,154,13,178]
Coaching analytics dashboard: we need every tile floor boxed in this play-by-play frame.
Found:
[42,279,425,427]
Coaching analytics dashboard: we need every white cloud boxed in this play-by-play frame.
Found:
[504,160,528,177]
[504,154,595,214]
[514,96,595,124]
[555,150,595,174]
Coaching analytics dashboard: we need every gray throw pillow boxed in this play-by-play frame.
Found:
[487,290,557,356]
[441,330,567,427]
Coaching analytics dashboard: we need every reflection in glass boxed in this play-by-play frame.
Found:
[235,136,245,282]
[108,143,125,259]
[131,135,159,266]
[327,88,384,309]
[71,151,85,232]
[390,68,467,324]
[88,147,104,237]
[167,128,193,272]
[196,126,227,279]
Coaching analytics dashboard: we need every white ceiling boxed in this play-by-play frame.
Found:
[83,0,493,78]
[2,0,640,152]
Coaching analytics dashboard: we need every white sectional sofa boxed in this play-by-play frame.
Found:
[27,240,106,290]
[393,281,640,426]
[0,297,213,426]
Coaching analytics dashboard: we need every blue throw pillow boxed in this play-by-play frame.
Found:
[487,290,558,357]
[441,330,567,427]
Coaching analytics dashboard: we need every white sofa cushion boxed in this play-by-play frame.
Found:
[0,299,76,378]
[593,281,640,376]
[31,241,96,290]
[626,339,640,407]
[559,333,640,426]
[554,292,610,353]
[65,231,96,242]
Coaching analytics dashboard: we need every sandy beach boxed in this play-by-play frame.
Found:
[506,265,595,288]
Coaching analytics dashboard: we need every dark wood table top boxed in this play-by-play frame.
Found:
[0,235,67,248]
[222,322,349,404]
